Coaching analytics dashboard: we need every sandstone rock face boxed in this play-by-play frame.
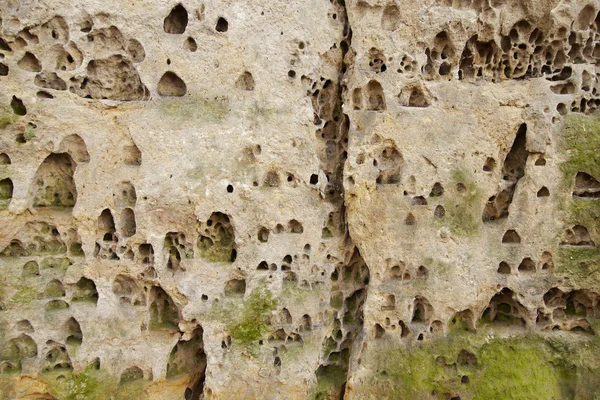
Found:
[1,0,600,399]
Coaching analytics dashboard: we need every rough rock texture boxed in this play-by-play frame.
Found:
[1,0,600,399]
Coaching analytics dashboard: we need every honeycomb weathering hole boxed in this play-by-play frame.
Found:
[164,4,188,34]
[158,71,187,96]
[32,153,77,208]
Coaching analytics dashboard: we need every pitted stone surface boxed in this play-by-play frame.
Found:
[1,1,600,399]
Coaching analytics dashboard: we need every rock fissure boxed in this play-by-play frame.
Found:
[313,1,372,398]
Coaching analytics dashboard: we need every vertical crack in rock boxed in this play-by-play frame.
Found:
[313,1,371,398]
[317,248,370,399]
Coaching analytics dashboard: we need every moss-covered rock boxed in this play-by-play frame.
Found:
[8,286,40,306]
[229,288,276,347]
[42,363,146,400]
[210,287,277,354]
[559,115,600,190]
[352,329,600,399]
[556,246,600,288]
[313,365,347,400]
[558,115,600,233]
[556,115,600,286]
[0,105,15,129]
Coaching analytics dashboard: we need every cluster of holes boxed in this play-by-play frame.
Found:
[0,221,80,259]
[94,204,137,261]
[257,219,304,243]
[496,251,553,274]
[319,250,369,377]
[361,178,450,226]
[256,251,312,285]
[537,288,599,334]
[368,47,386,73]
[396,53,418,76]
[0,17,150,101]
[412,8,600,115]
[560,224,595,247]
[2,240,99,326]
[197,212,237,263]
[308,74,349,202]
[374,296,438,341]
[353,80,386,111]
[165,232,194,270]
[386,261,429,281]
[72,26,148,100]
[375,283,600,344]
[0,12,232,389]
[480,288,527,327]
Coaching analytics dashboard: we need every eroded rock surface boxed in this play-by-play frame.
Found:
[1,0,600,399]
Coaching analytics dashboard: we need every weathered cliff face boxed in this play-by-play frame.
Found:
[1,0,600,399]
[343,0,600,397]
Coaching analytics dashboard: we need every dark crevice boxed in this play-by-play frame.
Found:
[314,1,370,398]
[317,249,369,399]
[168,326,207,400]
[482,123,529,222]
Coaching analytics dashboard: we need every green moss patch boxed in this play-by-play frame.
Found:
[556,246,600,288]
[555,116,600,285]
[559,115,600,186]
[313,365,347,400]
[354,330,600,399]
[40,361,149,400]
[40,257,71,273]
[558,115,600,235]
[197,234,233,263]
[0,105,15,129]
[229,288,276,347]
[210,287,277,355]
[8,286,40,307]
[472,338,562,399]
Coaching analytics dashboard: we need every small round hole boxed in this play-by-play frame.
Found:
[216,17,228,32]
